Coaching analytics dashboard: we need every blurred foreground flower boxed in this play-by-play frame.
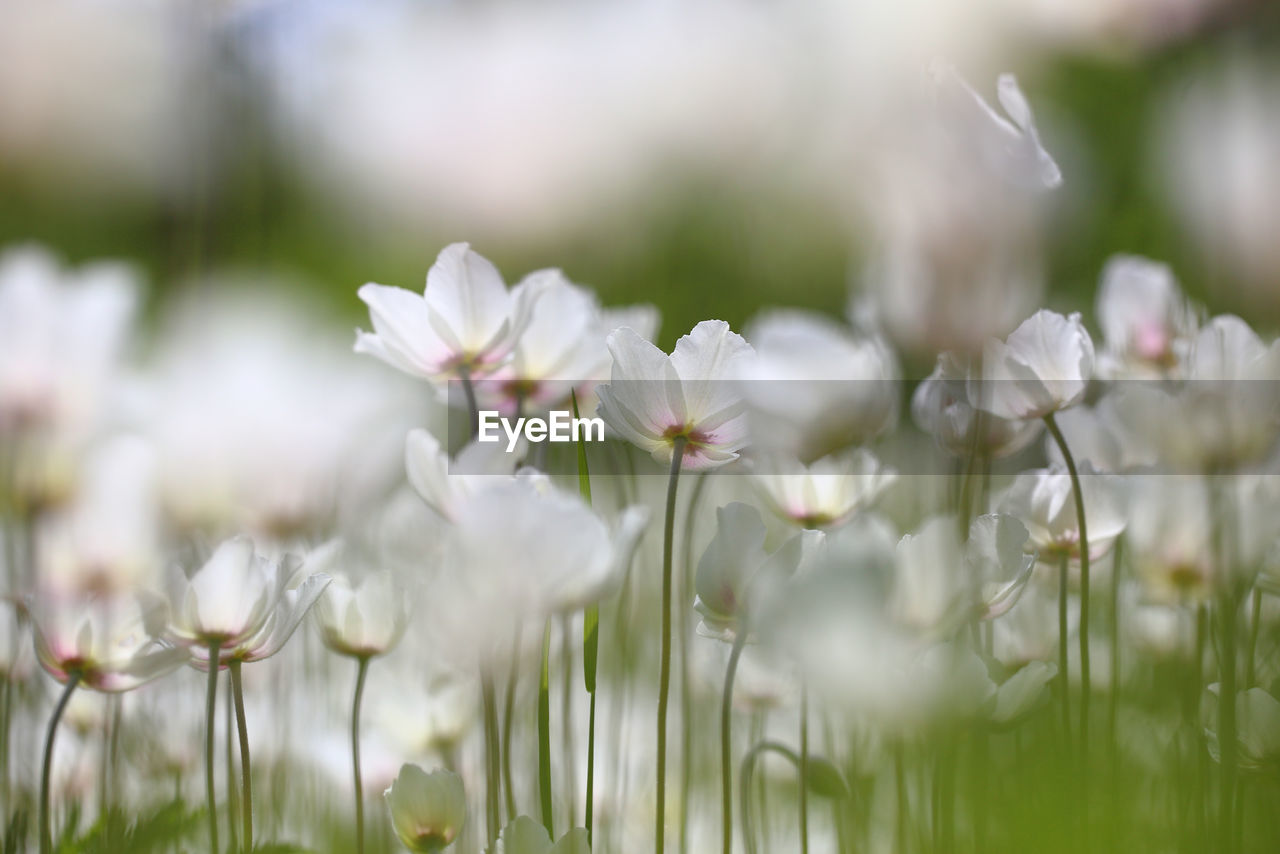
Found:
[492,816,589,854]
[385,764,466,852]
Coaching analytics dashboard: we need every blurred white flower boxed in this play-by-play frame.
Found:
[1157,57,1280,308]
[751,448,896,529]
[997,466,1127,563]
[693,502,823,641]
[492,816,589,854]
[1126,475,1214,603]
[30,589,186,693]
[0,246,138,509]
[311,552,409,659]
[404,429,521,524]
[145,289,415,540]
[1041,396,1156,473]
[170,536,330,666]
[1204,686,1280,774]
[740,309,899,461]
[1094,255,1199,379]
[356,243,544,383]
[859,70,1060,354]
[384,763,466,852]
[976,310,1095,421]
[912,351,1044,459]
[478,270,659,414]
[597,319,754,470]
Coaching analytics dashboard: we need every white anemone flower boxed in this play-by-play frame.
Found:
[404,429,519,523]
[30,590,187,693]
[975,310,1095,422]
[1094,255,1199,379]
[356,242,544,382]
[693,502,824,641]
[310,548,409,659]
[596,319,754,470]
[750,448,896,529]
[912,352,1043,459]
[1125,475,1214,604]
[740,309,899,461]
[478,270,659,414]
[169,537,330,666]
[997,466,1127,563]
[384,764,466,852]
[493,816,589,854]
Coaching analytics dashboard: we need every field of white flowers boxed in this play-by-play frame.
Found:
[3,2,1280,853]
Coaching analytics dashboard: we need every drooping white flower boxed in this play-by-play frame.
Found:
[750,449,896,529]
[384,764,466,852]
[169,537,330,666]
[976,310,1095,421]
[355,243,543,382]
[740,309,899,461]
[997,466,1127,563]
[912,352,1043,459]
[30,589,187,693]
[311,545,409,659]
[596,319,754,470]
[1094,255,1198,379]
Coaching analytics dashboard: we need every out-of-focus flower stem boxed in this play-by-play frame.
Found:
[458,366,480,440]
[205,643,220,854]
[481,670,501,844]
[538,618,554,838]
[502,634,520,821]
[720,629,748,854]
[679,471,709,854]
[1058,551,1072,753]
[1045,413,1090,759]
[39,671,80,854]
[799,684,810,854]
[656,437,687,854]
[230,659,253,853]
[350,655,371,854]
[1245,587,1262,689]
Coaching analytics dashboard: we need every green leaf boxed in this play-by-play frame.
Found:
[804,756,851,800]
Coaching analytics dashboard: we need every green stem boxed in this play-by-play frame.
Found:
[655,437,686,854]
[738,741,808,854]
[230,661,253,854]
[895,743,908,854]
[721,631,747,854]
[458,366,480,440]
[1045,412,1091,759]
[538,620,554,838]
[1245,587,1262,689]
[679,471,709,854]
[502,636,520,822]
[205,645,220,854]
[799,686,810,854]
[351,656,371,854]
[1218,594,1239,854]
[481,670,501,844]
[560,615,575,830]
[40,672,80,854]
[585,677,598,845]
[1058,551,1072,753]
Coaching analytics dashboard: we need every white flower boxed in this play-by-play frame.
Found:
[311,546,409,658]
[1204,686,1280,774]
[492,816,589,854]
[478,270,659,414]
[1041,397,1156,473]
[1125,475,1214,603]
[693,502,823,641]
[1094,255,1198,379]
[355,243,543,382]
[596,319,754,470]
[997,466,1127,563]
[384,764,466,852]
[405,429,519,523]
[912,352,1043,459]
[169,537,330,665]
[750,449,896,529]
[739,309,899,461]
[976,310,1095,421]
[30,589,186,693]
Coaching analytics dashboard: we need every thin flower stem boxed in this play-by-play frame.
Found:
[1245,587,1262,689]
[205,644,221,854]
[1109,536,1124,849]
[481,670,501,844]
[679,471,709,854]
[538,619,554,838]
[720,630,747,854]
[351,656,371,854]
[799,685,810,854]
[1045,413,1091,758]
[585,676,598,845]
[458,366,480,440]
[1217,593,1239,854]
[572,389,601,846]
[655,437,687,854]
[502,634,520,822]
[230,660,253,854]
[39,672,80,854]
[895,743,908,854]
[1058,551,1072,753]
[560,615,576,829]
[738,740,807,854]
